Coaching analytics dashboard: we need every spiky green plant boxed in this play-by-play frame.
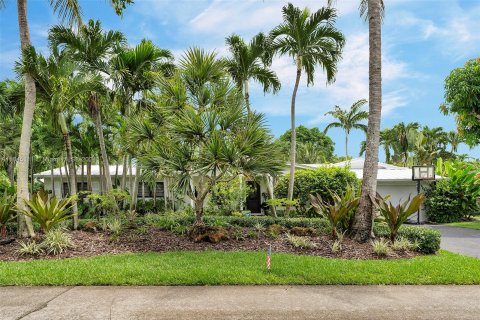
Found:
[0,192,15,239]
[370,193,426,243]
[18,190,74,233]
[309,187,359,238]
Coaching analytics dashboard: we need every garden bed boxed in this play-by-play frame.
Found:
[0,225,420,262]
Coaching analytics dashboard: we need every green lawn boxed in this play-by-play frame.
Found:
[1,250,479,285]
[445,219,480,230]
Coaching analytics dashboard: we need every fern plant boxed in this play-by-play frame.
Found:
[309,186,359,238]
[370,193,426,243]
[18,190,74,233]
[0,192,15,239]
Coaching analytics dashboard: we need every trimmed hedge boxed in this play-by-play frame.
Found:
[374,223,441,254]
[144,214,331,233]
[275,166,360,213]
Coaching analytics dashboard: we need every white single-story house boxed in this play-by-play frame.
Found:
[33,165,270,214]
[34,158,434,220]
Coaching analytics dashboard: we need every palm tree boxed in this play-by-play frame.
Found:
[324,99,368,158]
[350,0,385,242]
[224,33,280,112]
[49,20,126,193]
[0,0,133,237]
[110,40,174,209]
[138,48,283,225]
[270,3,345,216]
[17,47,104,229]
[446,131,463,153]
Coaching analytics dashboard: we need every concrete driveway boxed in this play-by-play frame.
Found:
[2,286,480,320]
[427,225,480,258]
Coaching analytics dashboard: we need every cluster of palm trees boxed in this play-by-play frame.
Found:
[2,0,391,242]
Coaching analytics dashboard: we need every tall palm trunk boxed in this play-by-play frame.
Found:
[87,158,92,191]
[351,0,382,242]
[285,56,302,216]
[58,113,79,230]
[90,93,113,192]
[16,0,35,238]
[244,80,250,113]
[130,166,140,211]
[50,163,55,198]
[7,158,15,188]
[121,155,127,191]
[345,130,349,159]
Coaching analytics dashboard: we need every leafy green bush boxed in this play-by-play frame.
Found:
[275,167,360,215]
[206,178,251,216]
[425,160,480,223]
[137,199,166,215]
[374,223,441,254]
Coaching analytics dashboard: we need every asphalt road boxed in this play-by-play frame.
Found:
[2,285,480,320]
[427,225,480,258]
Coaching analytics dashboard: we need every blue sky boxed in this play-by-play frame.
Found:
[1,0,480,160]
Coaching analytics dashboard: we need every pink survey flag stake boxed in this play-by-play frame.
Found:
[266,244,271,271]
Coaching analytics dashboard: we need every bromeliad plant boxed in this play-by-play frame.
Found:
[309,186,359,239]
[0,192,16,239]
[370,193,426,243]
[18,190,74,233]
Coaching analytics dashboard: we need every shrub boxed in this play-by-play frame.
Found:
[425,160,480,223]
[206,177,251,216]
[18,190,73,233]
[18,240,44,256]
[424,179,479,223]
[137,199,166,215]
[372,239,390,256]
[0,191,15,239]
[231,226,245,241]
[391,237,416,251]
[331,239,342,253]
[309,186,359,238]
[275,166,360,214]
[266,224,284,238]
[289,226,316,236]
[106,218,123,236]
[371,193,425,242]
[42,229,74,255]
[247,229,258,239]
[373,223,441,254]
[286,234,316,249]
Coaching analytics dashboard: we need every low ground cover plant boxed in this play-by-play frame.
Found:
[286,234,316,249]
[372,239,390,256]
[373,223,440,254]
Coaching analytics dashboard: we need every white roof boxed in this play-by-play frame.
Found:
[34,165,136,178]
[288,158,418,182]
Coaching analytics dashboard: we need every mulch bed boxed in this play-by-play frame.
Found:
[0,226,420,262]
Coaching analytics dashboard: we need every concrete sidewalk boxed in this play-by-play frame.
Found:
[2,286,480,320]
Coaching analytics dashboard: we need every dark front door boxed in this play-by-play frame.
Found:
[246,181,261,213]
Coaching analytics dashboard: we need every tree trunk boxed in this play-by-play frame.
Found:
[130,166,140,211]
[50,163,55,198]
[59,113,79,230]
[121,155,127,191]
[59,163,64,196]
[266,175,277,217]
[345,131,349,159]
[351,0,382,242]
[90,94,113,192]
[87,158,92,191]
[285,57,302,217]
[15,0,35,238]
[244,80,250,113]
[194,198,205,225]
[114,161,119,188]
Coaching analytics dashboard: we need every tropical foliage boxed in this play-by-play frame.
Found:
[0,191,15,239]
[309,186,359,238]
[371,193,426,242]
[18,190,74,233]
